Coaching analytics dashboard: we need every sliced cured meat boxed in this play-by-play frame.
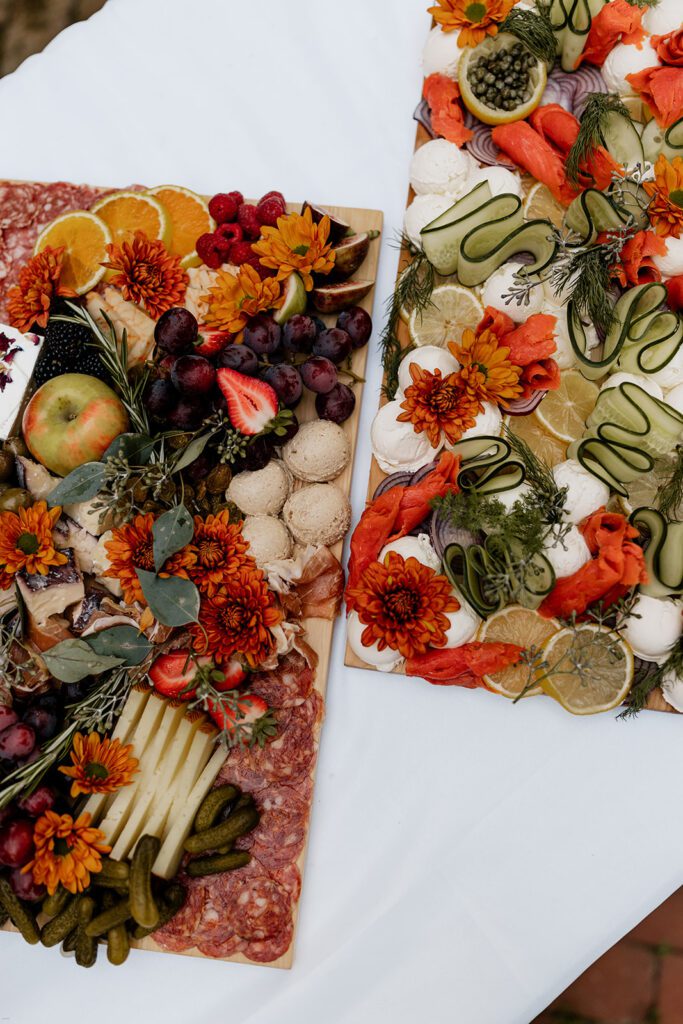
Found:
[246,783,310,870]
[243,917,294,963]
[193,872,242,949]
[226,691,323,787]
[152,877,205,953]
[296,546,345,619]
[272,863,302,902]
[229,869,293,942]
[249,650,315,709]
[197,932,246,959]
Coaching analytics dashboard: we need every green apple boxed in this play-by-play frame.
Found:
[22,373,129,477]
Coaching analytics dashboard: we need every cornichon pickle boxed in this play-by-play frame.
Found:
[184,806,259,855]
[0,878,39,945]
[85,898,131,938]
[186,850,251,878]
[61,927,79,954]
[193,784,239,833]
[42,886,70,917]
[99,858,130,882]
[0,906,9,928]
[129,834,161,930]
[75,917,98,968]
[41,895,83,947]
[131,883,186,940]
[107,921,130,966]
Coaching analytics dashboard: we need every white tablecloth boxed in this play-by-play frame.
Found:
[0,3,681,1022]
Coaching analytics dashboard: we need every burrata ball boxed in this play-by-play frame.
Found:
[480,262,545,323]
[443,598,481,647]
[494,481,533,513]
[621,595,682,663]
[466,165,523,199]
[651,345,683,392]
[404,193,456,249]
[422,25,462,79]
[661,667,683,713]
[542,523,592,578]
[445,402,502,446]
[347,611,403,672]
[378,533,442,571]
[653,235,683,279]
[601,372,663,401]
[602,41,660,96]
[552,459,610,524]
[643,0,682,35]
[371,400,442,474]
[397,345,460,395]
[410,139,477,196]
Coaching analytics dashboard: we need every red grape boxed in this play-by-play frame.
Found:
[18,785,55,818]
[154,308,198,354]
[0,706,18,733]
[0,819,35,867]
[315,382,356,423]
[171,354,216,396]
[0,723,35,762]
[156,354,178,379]
[218,344,258,375]
[9,867,45,902]
[261,364,303,407]
[282,315,317,355]
[243,314,281,355]
[167,398,205,431]
[300,356,338,394]
[239,436,276,472]
[145,379,178,419]
[337,307,372,349]
[312,328,352,364]
[0,804,16,829]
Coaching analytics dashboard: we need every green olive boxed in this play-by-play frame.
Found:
[0,488,32,512]
[3,437,29,459]
[206,464,231,494]
[0,450,15,483]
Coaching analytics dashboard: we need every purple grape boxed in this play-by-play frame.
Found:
[9,867,45,903]
[337,306,372,349]
[282,315,317,356]
[18,785,56,817]
[167,398,205,431]
[154,307,198,354]
[171,354,216,396]
[312,316,327,336]
[156,354,178,379]
[300,356,338,394]
[217,344,259,375]
[0,706,18,733]
[0,723,35,762]
[315,382,356,423]
[313,328,352,364]
[0,804,15,829]
[146,379,178,419]
[243,314,281,355]
[0,819,34,867]
[239,435,277,472]
[22,705,58,741]
[261,364,303,408]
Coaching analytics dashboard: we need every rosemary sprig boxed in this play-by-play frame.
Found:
[619,636,683,719]
[566,92,632,185]
[380,237,435,399]
[656,446,683,522]
[498,1,557,63]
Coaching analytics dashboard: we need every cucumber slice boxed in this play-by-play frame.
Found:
[564,189,630,243]
[421,181,492,234]
[558,0,606,71]
[600,110,644,171]
[421,182,493,275]
[641,117,683,163]
[459,217,556,287]
[630,508,683,598]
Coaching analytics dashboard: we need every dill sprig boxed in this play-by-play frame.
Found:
[380,238,434,399]
[504,424,568,523]
[498,1,557,63]
[432,489,549,555]
[566,93,632,186]
[619,636,683,719]
[657,445,683,521]
[623,0,658,8]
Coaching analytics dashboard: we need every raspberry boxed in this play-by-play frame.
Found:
[237,203,261,240]
[229,240,257,266]
[196,232,223,270]
[258,190,286,206]
[208,193,239,225]
[246,256,273,280]
[226,190,244,207]
[256,197,286,228]
[216,222,243,244]
[213,233,233,262]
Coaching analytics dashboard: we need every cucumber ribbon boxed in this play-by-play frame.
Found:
[449,435,525,494]
[550,0,606,72]
[630,507,683,598]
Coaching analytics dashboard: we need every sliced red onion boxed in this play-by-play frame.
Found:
[409,460,439,486]
[504,389,548,415]
[572,66,608,118]
[541,65,608,118]
[413,99,436,138]
[465,122,517,170]
[431,512,482,561]
[410,511,434,538]
[373,471,413,500]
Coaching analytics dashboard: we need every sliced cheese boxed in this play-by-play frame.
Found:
[133,713,204,844]
[82,688,150,825]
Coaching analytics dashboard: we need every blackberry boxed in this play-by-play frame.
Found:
[32,318,111,387]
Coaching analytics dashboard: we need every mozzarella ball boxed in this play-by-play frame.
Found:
[643,0,682,35]
[661,667,683,713]
[404,193,455,249]
[397,344,460,395]
[466,165,524,200]
[379,533,442,572]
[542,523,592,578]
[602,41,660,96]
[621,595,682,663]
[422,25,462,79]
[552,459,611,524]
[493,481,533,513]
[653,235,683,279]
[371,400,442,475]
[410,139,477,196]
[443,598,481,648]
[480,263,545,323]
[445,402,502,445]
[601,372,663,401]
[347,611,403,672]
[651,346,683,392]
[663,382,683,414]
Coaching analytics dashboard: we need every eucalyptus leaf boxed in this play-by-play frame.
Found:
[153,505,194,572]
[86,626,152,666]
[171,432,212,474]
[46,463,107,507]
[42,639,124,683]
[103,432,155,465]
[136,570,200,626]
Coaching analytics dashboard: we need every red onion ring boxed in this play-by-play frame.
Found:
[409,460,440,485]
[504,389,548,415]
[413,99,436,138]
[431,513,482,560]
[373,471,414,500]
[540,65,608,118]
[465,120,517,170]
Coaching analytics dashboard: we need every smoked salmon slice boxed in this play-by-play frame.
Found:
[577,0,646,68]
[491,121,578,205]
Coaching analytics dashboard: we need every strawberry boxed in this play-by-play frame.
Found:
[194,327,230,357]
[207,694,268,733]
[216,367,278,435]
[237,203,261,240]
[149,651,212,700]
[208,193,240,225]
[211,658,247,691]
[257,196,286,228]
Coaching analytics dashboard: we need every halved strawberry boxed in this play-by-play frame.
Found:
[195,327,230,357]
[212,658,247,691]
[216,367,278,435]
[149,651,211,700]
[207,693,269,732]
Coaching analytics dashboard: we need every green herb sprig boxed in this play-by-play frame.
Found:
[499,1,557,63]
[505,424,568,524]
[380,236,435,399]
[620,636,683,719]
[657,446,683,521]
[566,92,632,186]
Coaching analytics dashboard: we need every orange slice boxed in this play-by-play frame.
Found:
[34,210,111,295]
[146,185,214,269]
[90,190,170,246]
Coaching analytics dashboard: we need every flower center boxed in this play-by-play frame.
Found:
[291,244,310,257]
[199,539,223,568]
[670,189,683,209]
[133,539,155,571]
[465,1,487,22]
[16,531,39,555]
[383,586,421,623]
[220,602,250,633]
[429,382,462,413]
[85,761,110,781]
[53,837,71,857]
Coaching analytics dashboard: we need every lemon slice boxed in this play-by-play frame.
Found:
[534,370,599,443]
[458,34,547,127]
[506,412,567,467]
[146,185,214,268]
[536,623,634,715]
[34,210,111,295]
[523,183,566,229]
[477,605,561,699]
[408,283,483,349]
[618,454,683,518]
[91,190,171,246]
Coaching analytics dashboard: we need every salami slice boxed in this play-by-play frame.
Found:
[225,691,324,788]
[152,878,205,953]
[272,863,302,903]
[196,932,246,959]
[229,869,293,942]
[242,783,310,870]
[243,917,294,963]
[249,651,315,709]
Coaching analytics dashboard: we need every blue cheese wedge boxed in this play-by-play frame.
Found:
[16,548,85,625]
[0,325,43,441]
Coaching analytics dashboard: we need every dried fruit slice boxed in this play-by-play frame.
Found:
[534,370,600,444]
[477,605,561,699]
[33,210,111,295]
[216,368,278,435]
[536,624,634,715]
[90,190,171,246]
[147,185,214,269]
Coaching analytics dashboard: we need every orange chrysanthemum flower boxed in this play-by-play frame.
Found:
[103,512,188,606]
[102,231,188,318]
[252,207,336,290]
[22,811,111,896]
[428,0,515,47]
[184,511,252,597]
[347,552,459,659]
[7,246,77,333]
[203,263,282,333]
[191,566,283,668]
[59,731,139,798]
[397,364,480,446]
[451,328,523,409]
[644,155,683,239]
[0,501,67,578]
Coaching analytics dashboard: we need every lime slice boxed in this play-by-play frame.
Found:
[537,623,634,714]
[477,605,561,699]
[273,272,307,325]
[408,283,483,349]
[534,370,600,444]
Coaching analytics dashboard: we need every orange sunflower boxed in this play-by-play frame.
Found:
[22,811,110,896]
[185,511,252,596]
[644,154,683,238]
[397,363,480,446]
[59,731,138,798]
[103,512,188,606]
[347,552,459,659]
[191,565,283,667]
[252,207,336,290]
[7,246,77,333]
[203,263,282,333]
[102,231,188,318]
[0,501,66,578]
[451,328,522,409]
[428,0,515,46]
